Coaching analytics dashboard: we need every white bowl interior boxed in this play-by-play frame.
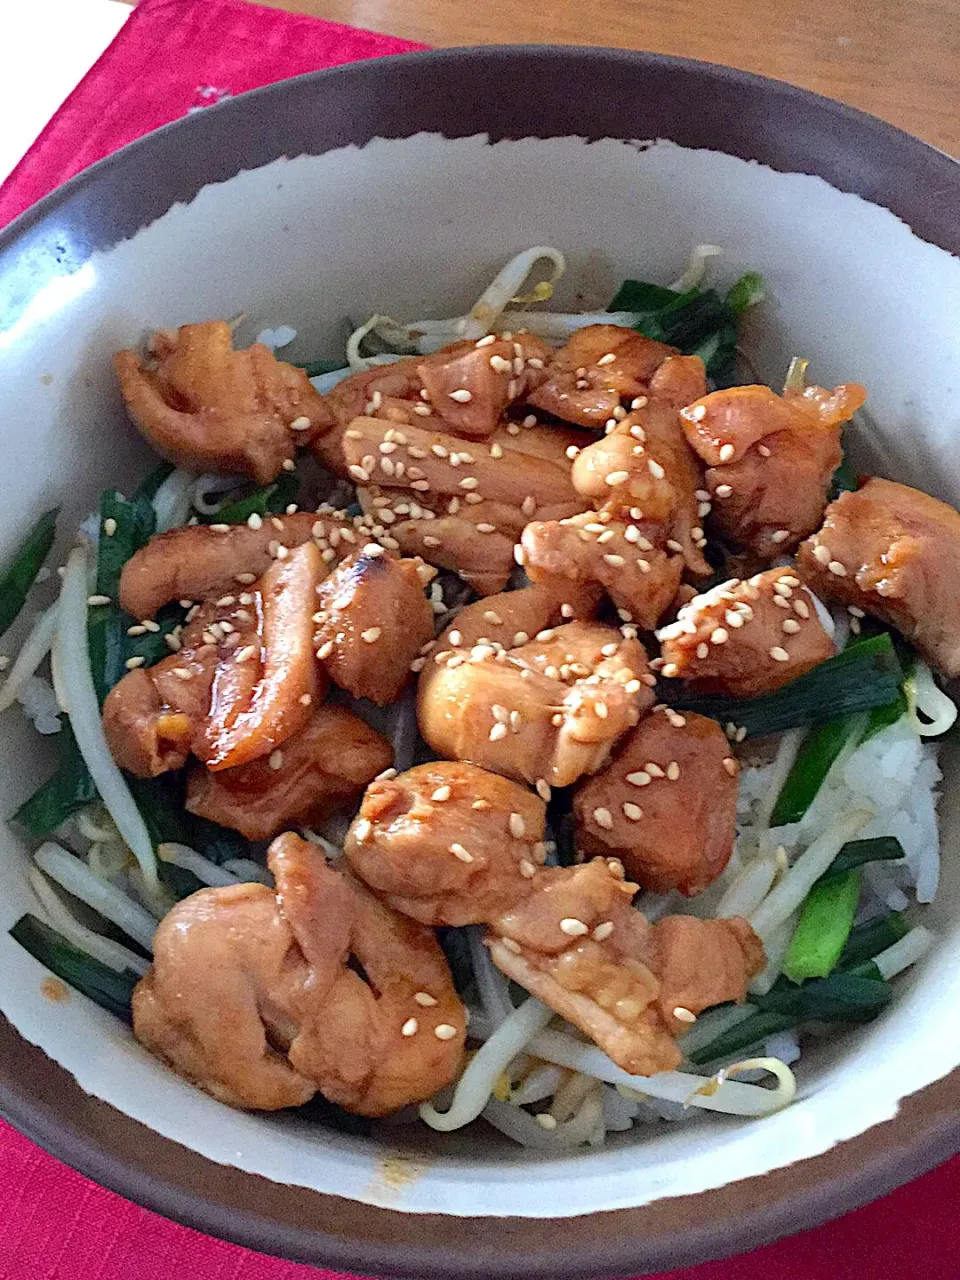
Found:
[1,132,959,1217]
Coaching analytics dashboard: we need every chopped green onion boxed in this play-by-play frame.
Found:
[11,717,98,837]
[829,449,858,500]
[837,911,909,969]
[770,716,864,826]
[202,472,300,525]
[756,968,890,1021]
[725,272,766,314]
[820,836,904,886]
[9,913,138,1021]
[669,632,903,738]
[686,1010,794,1065]
[131,461,176,503]
[781,870,860,984]
[0,507,59,637]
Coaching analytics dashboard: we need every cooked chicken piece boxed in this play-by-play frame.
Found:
[119,511,344,620]
[573,709,739,895]
[797,477,960,676]
[416,334,551,438]
[341,416,582,519]
[134,835,465,1116]
[423,580,600,662]
[526,324,678,428]
[652,914,765,1035]
[343,416,588,594]
[521,511,684,629]
[133,881,316,1109]
[679,381,867,557]
[312,547,433,706]
[102,593,258,776]
[186,705,393,841]
[201,543,321,770]
[647,354,710,410]
[571,406,710,579]
[488,858,763,1075]
[657,568,836,697]
[418,621,654,787]
[344,761,548,925]
[114,321,333,484]
[314,359,424,474]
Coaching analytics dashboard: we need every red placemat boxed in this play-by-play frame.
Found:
[0,1,956,1275]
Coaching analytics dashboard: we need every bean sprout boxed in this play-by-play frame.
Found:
[420,997,554,1132]
[57,547,162,906]
[906,662,958,737]
[482,1087,603,1149]
[873,926,935,979]
[457,246,566,340]
[152,468,198,532]
[716,854,778,920]
[749,808,872,941]
[157,842,242,888]
[669,244,723,292]
[191,473,243,515]
[753,727,803,830]
[0,602,58,713]
[28,868,149,976]
[34,842,158,948]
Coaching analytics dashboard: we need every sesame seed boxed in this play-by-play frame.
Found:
[722,757,737,776]
[489,354,512,373]
[648,459,666,480]
[431,785,452,802]
[209,523,230,533]
[606,469,630,487]
[718,443,735,462]
[662,662,679,677]
[282,459,296,472]
[773,581,793,597]
[565,445,580,460]
[594,701,608,719]
[848,605,865,617]
[459,476,479,490]
[401,1018,419,1037]
[414,992,438,1009]
[353,818,372,843]
[522,495,537,517]
[290,415,312,431]
[622,803,643,822]
[536,1113,558,1131]
[86,594,111,606]
[673,1006,697,1024]
[103,517,117,537]
[449,389,473,403]
[592,807,614,829]
[519,859,536,879]
[435,1024,458,1040]
[489,723,508,742]
[666,539,684,553]
[171,667,194,681]
[715,484,733,498]
[711,628,728,645]
[299,693,313,706]
[450,842,474,863]
[513,544,527,566]
[124,656,146,670]
[782,618,801,634]
[666,761,680,781]
[235,572,257,584]
[771,529,790,544]
[316,640,335,660]
[769,646,790,662]
[348,464,370,483]
[758,444,771,457]
[624,679,642,693]
[363,543,384,558]
[596,351,618,366]
[560,917,590,936]
[361,627,382,644]
[476,333,496,347]
[828,560,847,577]
[772,595,790,609]
[736,726,748,742]
[536,778,552,802]
[813,544,832,565]
[509,812,526,838]
[603,553,625,567]
[127,624,147,636]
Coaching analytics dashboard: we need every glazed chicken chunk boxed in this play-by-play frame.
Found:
[344,761,549,926]
[521,510,684,630]
[488,858,764,1075]
[186,705,393,841]
[313,546,435,705]
[118,511,348,620]
[354,416,590,594]
[114,321,332,483]
[526,325,678,428]
[573,709,739,895]
[133,834,465,1116]
[418,620,655,788]
[797,477,960,676]
[416,334,552,437]
[657,568,836,697]
[679,380,866,557]
[104,543,322,774]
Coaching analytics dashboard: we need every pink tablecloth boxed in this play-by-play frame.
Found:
[0,0,956,1275]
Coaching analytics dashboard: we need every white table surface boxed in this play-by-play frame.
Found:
[0,0,130,186]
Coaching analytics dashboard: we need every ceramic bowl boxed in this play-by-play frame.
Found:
[0,46,958,1279]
